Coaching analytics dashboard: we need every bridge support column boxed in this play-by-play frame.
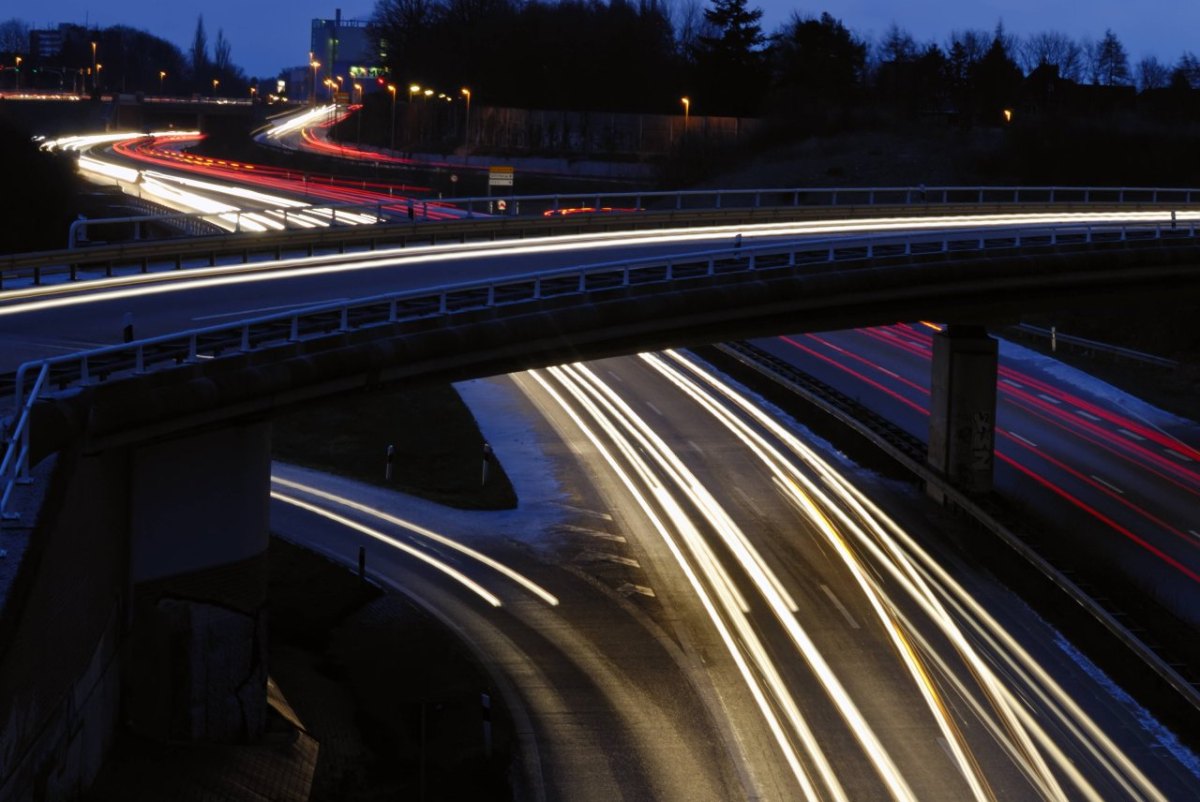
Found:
[124,420,271,741]
[927,325,998,502]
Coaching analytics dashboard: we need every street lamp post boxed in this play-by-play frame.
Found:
[408,83,420,103]
[354,83,363,144]
[90,41,97,91]
[212,78,219,96]
[461,87,471,149]
[388,84,397,151]
[310,59,320,106]
[95,63,102,92]
[681,96,690,140]
[13,56,20,91]
[159,70,166,95]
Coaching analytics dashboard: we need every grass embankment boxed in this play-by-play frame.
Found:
[272,382,517,510]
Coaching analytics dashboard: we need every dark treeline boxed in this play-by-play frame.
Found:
[0,15,256,97]
[370,1,1200,127]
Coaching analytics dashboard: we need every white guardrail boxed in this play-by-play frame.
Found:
[3,217,1199,519]
[63,183,1200,247]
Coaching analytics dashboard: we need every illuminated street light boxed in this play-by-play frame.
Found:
[91,41,97,91]
[95,63,103,91]
[681,96,690,138]
[212,78,220,96]
[13,56,20,91]
[353,82,363,104]
[159,70,166,95]
[388,83,397,151]
[408,83,420,103]
[423,88,433,99]
[310,59,321,106]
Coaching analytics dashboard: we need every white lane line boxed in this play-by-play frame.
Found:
[646,401,664,416]
[192,298,348,321]
[686,439,704,454]
[1075,409,1102,422]
[1037,393,1062,405]
[1001,378,1025,389]
[551,503,613,521]
[1117,429,1146,441]
[1189,530,1200,539]
[618,583,656,598]
[876,366,900,379]
[1090,474,1125,495]
[577,551,641,568]
[937,738,972,784]
[820,584,861,629]
[1164,449,1195,463]
[1008,432,1038,449]
[555,524,626,542]
[607,370,623,383]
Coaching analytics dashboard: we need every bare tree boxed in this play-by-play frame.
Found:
[1020,31,1084,80]
[1137,56,1169,91]
[1173,52,1200,88]
[0,18,28,53]
[214,28,232,73]
[946,28,991,65]
[878,23,918,63]
[666,0,705,58]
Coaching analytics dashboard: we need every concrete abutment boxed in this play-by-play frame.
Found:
[927,324,999,501]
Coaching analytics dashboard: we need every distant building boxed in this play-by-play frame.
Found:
[29,28,64,60]
[310,9,387,101]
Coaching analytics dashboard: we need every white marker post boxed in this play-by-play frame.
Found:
[385,444,395,481]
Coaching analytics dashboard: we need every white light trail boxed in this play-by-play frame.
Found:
[272,476,559,606]
[653,349,1172,800]
[525,369,838,801]
[272,490,503,608]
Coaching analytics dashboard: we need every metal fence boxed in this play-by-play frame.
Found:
[5,216,1198,520]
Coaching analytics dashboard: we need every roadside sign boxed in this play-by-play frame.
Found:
[488,166,514,188]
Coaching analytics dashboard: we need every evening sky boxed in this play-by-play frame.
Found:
[22,2,1197,80]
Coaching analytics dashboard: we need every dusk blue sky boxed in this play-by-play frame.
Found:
[24,2,1200,79]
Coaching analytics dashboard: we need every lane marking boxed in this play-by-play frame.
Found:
[1089,474,1125,495]
[554,524,626,542]
[686,439,704,454]
[1037,393,1062,405]
[551,503,613,521]
[1164,449,1195,463]
[1008,432,1038,449]
[1001,378,1025,389]
[607,370,623,383]
[577,551,641,568]
[1075,409,1102,422]
[646,401,664,416]
[820,584,861,629]
[936,738,972,784]
[1117,428,1146,441]
[192,298,348,321]
[618,583,656,598]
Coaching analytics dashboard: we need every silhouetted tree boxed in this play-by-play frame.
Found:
[190,15,209,86]
[1091,29,1131,86]
[1020,31,1084,81]
[968,33,1023,122]
[1137,57,1170,91]
[0,18,28,53]
[691,0,766,115]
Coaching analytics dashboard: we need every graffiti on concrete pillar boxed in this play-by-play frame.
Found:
[970,410,994,471]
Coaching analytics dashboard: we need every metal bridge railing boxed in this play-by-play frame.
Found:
[3,217,1199,520]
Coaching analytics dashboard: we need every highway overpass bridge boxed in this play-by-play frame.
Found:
[3,198,1200,796]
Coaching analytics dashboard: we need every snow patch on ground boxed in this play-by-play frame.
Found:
[1053,632,1200,780]
[997,338,1200,439]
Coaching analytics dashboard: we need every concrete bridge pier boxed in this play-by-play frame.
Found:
[927,324,998,502]
[123,420,271,742]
